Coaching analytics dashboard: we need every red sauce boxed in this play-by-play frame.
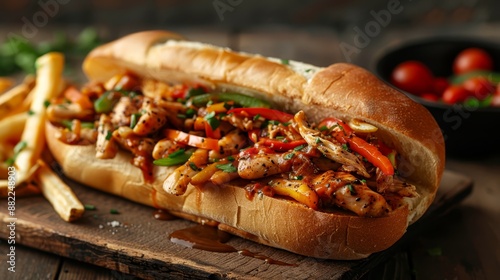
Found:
[244,183,275,201]
[169,225,297,266]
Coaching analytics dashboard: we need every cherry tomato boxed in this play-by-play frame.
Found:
[442,85,472,104]
[433,77,449,96]
[453,48,493,74]
[391,61,434,95]
[462,77,495,100]
[420,92,440,101]
[491,95,500,107]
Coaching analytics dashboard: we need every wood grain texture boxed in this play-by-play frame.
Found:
[0,170,471,280]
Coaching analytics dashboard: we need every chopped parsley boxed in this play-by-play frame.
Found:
[84,204,96,210]
[284,153,295,160]
[110,209,120,215]
[216,163,237,173]
[43,100,51,108]
[347,184,357,195]
[294,144,307,151]
[27,110,35,116]
[281,59,290,65]
[105,131,113,141]
[189,162,200,171]
[204,111,220,130]
[227,156,235,162]
[130,113,142,129]
[185,108,196,118]
[253,114,261,121]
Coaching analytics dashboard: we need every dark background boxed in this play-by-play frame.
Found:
[1,0,499,68]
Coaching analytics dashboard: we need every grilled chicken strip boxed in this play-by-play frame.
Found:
[311,170,391,217]
[294,111,370,178]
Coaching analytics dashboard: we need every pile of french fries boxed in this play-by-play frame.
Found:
[0,53,85,222]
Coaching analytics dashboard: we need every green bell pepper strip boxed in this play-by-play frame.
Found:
[191,92,271,108]
[153,149,193,166]
[94,91,122,113]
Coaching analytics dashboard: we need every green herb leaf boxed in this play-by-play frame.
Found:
[43,100,51,108]
[204,111,220,130]
[185,108,196,118]
[61,120,73,131]
[189,162,199,171]
[216,163,237,173]
[315,137,322,144]
[105,131,113,141]
[130,113,141,129]
[13,141,27,154]
[284,153,295,160]
[110,209,120,215]
[281,59,290,65]
[294,175,303,180]
[253,114,261,121]
[342,144,349,151]
[227,156,235,162]
[84,204,96,210]
[294,144,307,151]
[27,110,35,116]
[4,158,14,166]
[347,184,357,195]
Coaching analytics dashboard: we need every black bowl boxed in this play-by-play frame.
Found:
[373,37,500,157]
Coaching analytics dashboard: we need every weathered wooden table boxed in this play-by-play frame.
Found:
[1,25,499,279]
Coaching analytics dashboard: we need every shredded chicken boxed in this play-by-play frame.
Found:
[294,111,370,178]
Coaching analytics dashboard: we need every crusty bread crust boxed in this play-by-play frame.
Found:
[46,30,445,259]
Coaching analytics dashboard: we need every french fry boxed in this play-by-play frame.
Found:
[0,112,28,142]
[0,75,35,120]
[36,159,84,222]
[0,77,14,94]
[14,53,64,183]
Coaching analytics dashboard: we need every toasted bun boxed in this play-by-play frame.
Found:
[46,30,445,260]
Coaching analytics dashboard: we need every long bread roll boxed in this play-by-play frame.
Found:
[45,30,445,260]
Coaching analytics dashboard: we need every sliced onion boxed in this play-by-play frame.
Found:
[348,118,378,133]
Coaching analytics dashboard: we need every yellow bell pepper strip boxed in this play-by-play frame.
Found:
[269,178,319,210]
[227,108,293,123]
[164,129,219,150]
[318,117,394,176]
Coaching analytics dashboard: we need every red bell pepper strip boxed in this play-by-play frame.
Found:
[227,108,294,123]
[318,117,394,176]
[204,122,221,139]
[260,139,307,152]
[164,129,219,150]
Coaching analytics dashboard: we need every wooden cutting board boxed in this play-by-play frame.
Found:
[0,170,472,280]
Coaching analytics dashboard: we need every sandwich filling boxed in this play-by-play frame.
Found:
[46,72,418,217]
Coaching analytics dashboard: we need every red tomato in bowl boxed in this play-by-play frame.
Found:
[420,92,440,101]
[453,48,493,74]
[433,77,450,96]
[442,85,472,104]
[391,61,434,95]
[462,77,495,100]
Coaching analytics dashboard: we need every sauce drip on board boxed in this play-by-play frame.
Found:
[169,224,298,267]
[153,209,177,221]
